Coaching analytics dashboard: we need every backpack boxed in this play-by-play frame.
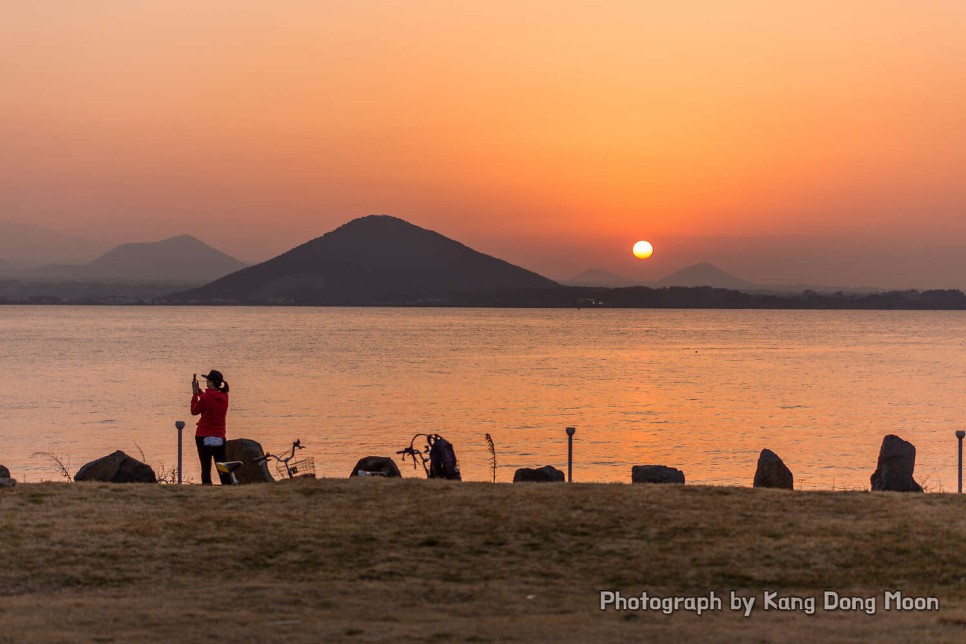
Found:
[428,435,461,480]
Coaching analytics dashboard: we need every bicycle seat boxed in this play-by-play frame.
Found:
[216,461,244,474]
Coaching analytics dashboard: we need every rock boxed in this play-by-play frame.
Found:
[753,449,794,489]
[513,465,565,482]
[0,477,15,488]
[111,457,157,483]
[0,465,9,479]
[871,435,924,492]
[224,438,274,483]
[74,451,157,483]
[74,451,127,482]
[631,465,685,484]
[350,456,401,478]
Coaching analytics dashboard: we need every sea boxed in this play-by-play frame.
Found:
[1,306,963,491]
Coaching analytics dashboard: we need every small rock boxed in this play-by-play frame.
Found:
[350,456,402,478]
[631,465,685,484]
[513,465,565,482]
[870,435,924,492]
[1,464,18,487]
[753,449,794,489]
[75,451,157,483]
[224,438,274,483]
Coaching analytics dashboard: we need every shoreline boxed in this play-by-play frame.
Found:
[4,284,966,310]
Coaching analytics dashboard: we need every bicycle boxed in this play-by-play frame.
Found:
[256,439,316,479]
[397,433,461,480]
[216,439,315,485]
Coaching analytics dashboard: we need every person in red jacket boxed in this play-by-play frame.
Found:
[191,370,230,485]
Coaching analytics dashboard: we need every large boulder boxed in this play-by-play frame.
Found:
[74,451,127,481]
[74,451,157,483]
[513,465,565,482]
[224,438,274,483]
[350,456,402,478]
[632,465,685,484]
[753,449,794,489]
[871,435,924,492]
[112,457,157,483]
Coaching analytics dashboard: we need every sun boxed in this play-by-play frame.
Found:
[632,240,654,260]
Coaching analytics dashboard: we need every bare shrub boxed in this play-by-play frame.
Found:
[133,442,193,484]
[918,467,942,494]
[484,433,497,483]
[32,451,73,482]
[154,461,191,485]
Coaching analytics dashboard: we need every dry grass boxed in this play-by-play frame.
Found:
[0,480,964,643]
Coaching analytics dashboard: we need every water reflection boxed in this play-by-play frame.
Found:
[0,306,962,491]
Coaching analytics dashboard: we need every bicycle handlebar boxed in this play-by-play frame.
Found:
[254,439,305,465]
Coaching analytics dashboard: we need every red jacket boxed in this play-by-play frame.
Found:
[191,388,229,438]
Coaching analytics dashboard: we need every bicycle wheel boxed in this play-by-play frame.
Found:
[275,461,290,479]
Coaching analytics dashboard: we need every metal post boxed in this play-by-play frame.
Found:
[176,421,186,484]
[957,431,964,494]
[566,427,576,483]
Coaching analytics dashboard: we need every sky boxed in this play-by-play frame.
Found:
[1,1,965,287]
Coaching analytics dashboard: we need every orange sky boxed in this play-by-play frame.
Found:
[1,1,965,286]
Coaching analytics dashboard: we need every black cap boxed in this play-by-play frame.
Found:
[200,370,224,383]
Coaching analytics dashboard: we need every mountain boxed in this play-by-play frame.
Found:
[169,215,558,304]
[655,263,755,289]
[84,235,246,281]
[0,221,109,267]
[31,235,246,282]
[563,269,639,288]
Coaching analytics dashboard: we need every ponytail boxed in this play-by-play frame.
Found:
[204,371,229,395]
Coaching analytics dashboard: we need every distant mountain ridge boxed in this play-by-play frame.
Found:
[31,235,246,282]
[563,269,638,288]
[170,215,558,304]
[655,262,755,289]
[564,263,755,289]
[0,221,109,267]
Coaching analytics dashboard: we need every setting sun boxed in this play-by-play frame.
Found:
[632,240,654,260]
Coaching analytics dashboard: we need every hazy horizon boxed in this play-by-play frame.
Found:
[7,215,966,290]
[2,2,965,288]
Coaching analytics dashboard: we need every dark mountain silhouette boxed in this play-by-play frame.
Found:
[655,262,755,289]
[169,215,558,304]
[0,221,109,267]
[563,268,638,288]
[32,235,246,282]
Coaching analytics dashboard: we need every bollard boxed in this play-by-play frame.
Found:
[176,421,186,484]
[566,427,576,483]
[957,430,964,494]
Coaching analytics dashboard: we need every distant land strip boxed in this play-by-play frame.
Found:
[3,284,966,310]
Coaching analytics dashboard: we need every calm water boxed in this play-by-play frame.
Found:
[1,306,963,490]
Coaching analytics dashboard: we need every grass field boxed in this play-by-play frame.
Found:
[0,479,964,642]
